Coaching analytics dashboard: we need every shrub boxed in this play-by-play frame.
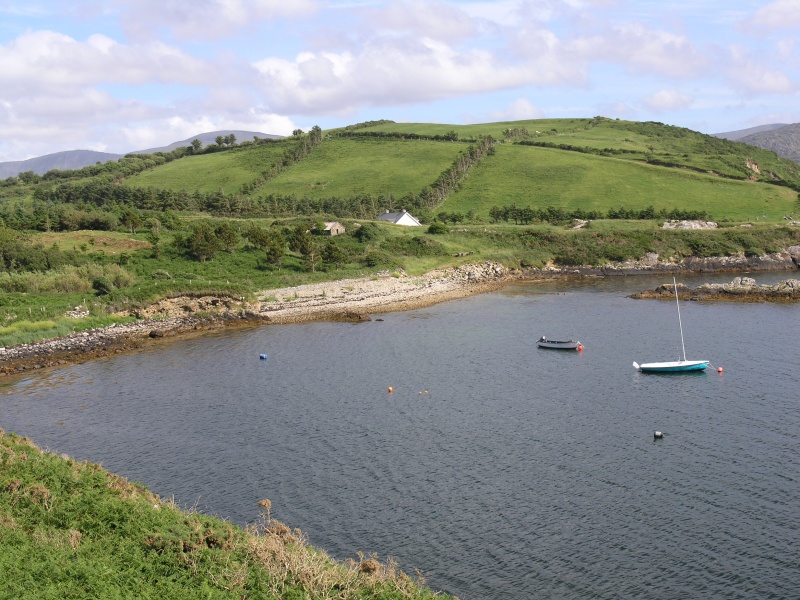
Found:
[92,276,114,295]
[427,222,449,234]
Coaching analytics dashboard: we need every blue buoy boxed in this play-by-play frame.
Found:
[259,354,268,360]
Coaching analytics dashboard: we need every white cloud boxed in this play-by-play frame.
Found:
[0,30,223,96]
[111,0,320,41]
[489,98,545,121]
[725,45,796,95]
[642,89,694,112]
[749,0,800,31]
[363,0,479,42]
[572,23,709,78]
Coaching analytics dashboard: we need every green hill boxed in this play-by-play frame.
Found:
[0,429,447,599]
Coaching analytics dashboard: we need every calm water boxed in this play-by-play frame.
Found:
[2,273,798,599]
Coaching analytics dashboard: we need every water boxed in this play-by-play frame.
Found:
[2,273,799,599]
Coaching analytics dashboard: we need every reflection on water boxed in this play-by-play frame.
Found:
[2,274,799,599]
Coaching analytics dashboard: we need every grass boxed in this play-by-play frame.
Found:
[257,137,464,201]
[0,315,134,347]
[0,429,449,599]
[441,144,798,222]
[123,141,290,194]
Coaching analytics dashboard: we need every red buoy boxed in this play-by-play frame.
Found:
[717,367,724,373]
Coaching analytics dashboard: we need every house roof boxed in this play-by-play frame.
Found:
[376,209,421,225]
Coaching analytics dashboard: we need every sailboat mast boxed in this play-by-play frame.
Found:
[673,276,687,362]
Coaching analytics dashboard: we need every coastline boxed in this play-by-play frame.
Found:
[0,262,512,376]
[1,250,799,376]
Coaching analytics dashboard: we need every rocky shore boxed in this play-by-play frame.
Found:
[629,277,800,302]
[0,262,510,376]
[1,250,798,376]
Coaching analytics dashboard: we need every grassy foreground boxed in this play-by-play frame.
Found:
[0,429,450,599]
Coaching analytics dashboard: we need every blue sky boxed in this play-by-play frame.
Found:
[1,0,798,161]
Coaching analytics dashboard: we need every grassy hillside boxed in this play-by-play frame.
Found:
[258,137,462,200]
[123,141,290,194]
[442,144,797,222]
[0,429,448,599]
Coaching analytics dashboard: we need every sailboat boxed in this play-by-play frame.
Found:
[633,277,709,373]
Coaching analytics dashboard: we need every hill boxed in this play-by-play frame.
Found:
[0,130,278,178]
[713,123,788,141]
[737,123,800,164]
[0,149,122,179]
[131,130,282,155]
[0,428,447,599]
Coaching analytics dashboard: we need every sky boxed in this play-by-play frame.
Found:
[1,0,799,162]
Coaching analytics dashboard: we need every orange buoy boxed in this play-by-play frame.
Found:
[717,367,724,373]
[388,387,393,393]
[577,344,584,351]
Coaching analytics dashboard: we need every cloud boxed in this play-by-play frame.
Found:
[111,0,320,41]
[0,30,224,98]
[748,0,800,32]
[642,89,694,112]
[489,98,545,121]
[725,45,796,95]
[363,0,479,43]
[572,23,709,79]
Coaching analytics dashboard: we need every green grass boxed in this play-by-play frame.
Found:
[0,430,449,599]
[257,137,464,200]
[0,315,134,347]
[123,142,290,194]
[441,144,797,222]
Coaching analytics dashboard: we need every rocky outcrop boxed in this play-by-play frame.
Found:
[0,313,267,376]
[662,220,718,229]
[629,277,800,302]
[522,247,800,277]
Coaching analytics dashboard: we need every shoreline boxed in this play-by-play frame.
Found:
[1,254,799,376]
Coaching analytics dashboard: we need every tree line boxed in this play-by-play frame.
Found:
[489,204,710,225]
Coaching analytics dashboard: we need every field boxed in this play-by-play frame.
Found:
[257,137,464,200]
[123,141,289,194]
[443,144,798,222]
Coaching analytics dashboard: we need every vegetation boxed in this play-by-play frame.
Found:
[2,117,800,594]
[0,429,448,599]
[1,117,799,348]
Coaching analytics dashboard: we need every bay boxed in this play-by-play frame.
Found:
[2,272,798,599]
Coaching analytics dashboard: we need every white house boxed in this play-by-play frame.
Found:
[376,209,422,226]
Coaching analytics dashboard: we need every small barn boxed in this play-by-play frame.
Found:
[323,222,345,236]
[376,209,422,226]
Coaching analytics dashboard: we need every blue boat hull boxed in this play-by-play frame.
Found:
[634,360,709,373]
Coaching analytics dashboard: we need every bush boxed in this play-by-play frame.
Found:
[363,250,399,268]
[92,276,114,295]
[427,222,449,234]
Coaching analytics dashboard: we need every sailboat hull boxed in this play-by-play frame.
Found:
[634,360,709,373]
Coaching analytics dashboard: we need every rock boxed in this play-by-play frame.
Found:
[148,330,165,338]
[631,278,800,302]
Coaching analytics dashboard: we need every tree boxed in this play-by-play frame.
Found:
[190,139,203,153]
[292,129,304,137]
[120,207,142,233]
[214,221,239,252]
[215,135,224,146]
[186,222,220,262]
[299,237,321,272]
[322,239,347,270]
[264,236,285,269]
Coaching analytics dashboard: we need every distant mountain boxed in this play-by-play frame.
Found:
[713,123,789,141]
[737,124,800,164]
[0,150,123,179]
[0,130,280,179]
[130,130,281,155]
